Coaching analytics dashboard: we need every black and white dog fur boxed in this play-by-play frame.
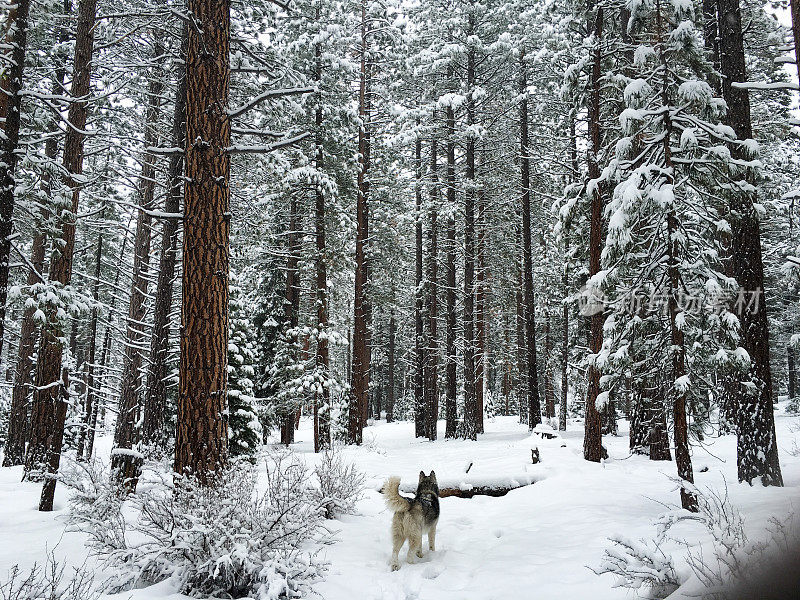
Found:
[382,471,440,571]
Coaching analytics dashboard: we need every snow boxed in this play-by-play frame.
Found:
[1,412,799,600]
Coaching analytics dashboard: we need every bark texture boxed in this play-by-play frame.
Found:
[583,7,605,463]
[718,0,782,486]
[25,0,98,486]
[0,0,32,360]
[175,0,231,483]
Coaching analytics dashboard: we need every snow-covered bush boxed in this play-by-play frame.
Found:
[599,481,796,600]
[313,447,365,519]
[595,535,680,598]
[656,483,794,599]
[0,552,99,600]
[61,458,128,551]
[66,456,328,599]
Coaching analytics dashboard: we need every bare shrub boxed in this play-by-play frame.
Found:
[312,447,365,519]
[0,552,99,600]
[599,481,797,600]
[594,535,680,598]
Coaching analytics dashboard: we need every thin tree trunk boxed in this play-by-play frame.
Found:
[462,33,477,441]
[444,100,457,439]
[0,0,32,360]
[175,0,231,484]
[583,7,605,462]
[790,0,799,85]
[475,186,486,434]
[560,111,573,433]
[313,21,331,451]
[281,194,301,446]
[112,41,164,490]
[142,24,188,452]
[718,0,783,486]
[386,311,396,423]
[657,1,696,510]
[789,346,796,400]
[414,135,425,438]
[84,214,132,460]
[75,202,105,460]
[519,50,541,431]
[544,307,555,419]
[25,0,98,490]
[349,0,371,445]
[425,123,439,440]
[516,271,527,423]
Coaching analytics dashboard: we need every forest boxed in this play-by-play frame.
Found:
[0,0,799,598]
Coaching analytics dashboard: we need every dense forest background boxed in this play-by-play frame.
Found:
[0,0,798,516]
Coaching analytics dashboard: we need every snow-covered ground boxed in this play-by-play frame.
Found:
[1,406,798,600]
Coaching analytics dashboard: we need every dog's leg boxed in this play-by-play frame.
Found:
[390,532,404,571]
[408,532,423,561]
[428,523,436,552]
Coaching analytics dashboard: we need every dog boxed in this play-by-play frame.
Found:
[383,471,440,571]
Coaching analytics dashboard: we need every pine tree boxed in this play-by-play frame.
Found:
[227,275,262,461]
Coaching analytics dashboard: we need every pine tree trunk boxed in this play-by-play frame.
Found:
[657,3,697,509]
[583,7,605,462]
[313,26,331,451]
[2,13,68,464]
[516,272,527,424]
[282,194,301,446]
[560,109,573,433]
[789,346,796,400]
[142,24,188,452]
[75,203,104,461]
[425,126,439,440]
[718,0,783,486]
[544,308,555,419]
[445,98,457,439]
[790,0,799,85]
[519,50,541,431]
[38,368,68,511]
[0,0,32,361]
[386,312,396,423]
[462,36,478,441]
[83,213,132,460]
[475,187,486,434]
[112,41,164,490]
[175,0,231,483]
[349,0,371,445]
[24,0,98,487]
[414,135,425,438]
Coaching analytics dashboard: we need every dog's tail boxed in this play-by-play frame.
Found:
[383,476,410,513]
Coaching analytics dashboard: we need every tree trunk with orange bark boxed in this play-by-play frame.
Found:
[174,0,231,483]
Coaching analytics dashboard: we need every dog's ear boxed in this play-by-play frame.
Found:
[419,470,425,482]
[429,470,437,483]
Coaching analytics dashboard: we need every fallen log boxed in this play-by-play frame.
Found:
[382,473,543,500]
[438,484,531,499]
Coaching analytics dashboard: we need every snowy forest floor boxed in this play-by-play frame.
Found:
[1,407,799,600]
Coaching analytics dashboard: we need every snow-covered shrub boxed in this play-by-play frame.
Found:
[595,535,680,598]
[0,552,99,600]
[61,458,128,552]
[313,447,365,519]
[66,456,328,599]
[656,483,793,599]
[599,481,797,600]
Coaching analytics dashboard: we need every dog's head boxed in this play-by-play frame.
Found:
[417,470,438,496]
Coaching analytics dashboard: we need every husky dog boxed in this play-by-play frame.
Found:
[383,471,440,571]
